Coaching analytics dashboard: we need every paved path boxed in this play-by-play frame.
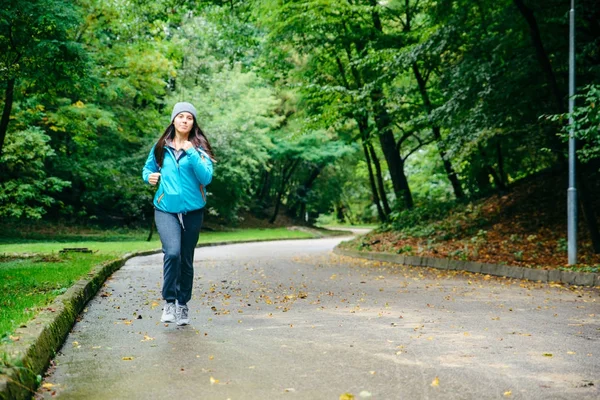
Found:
[40,238,599,399]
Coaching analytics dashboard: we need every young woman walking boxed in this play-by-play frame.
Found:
[142,102,215,326]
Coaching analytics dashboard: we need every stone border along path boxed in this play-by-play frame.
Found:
[0,236,326,400]
[333,247,600,287]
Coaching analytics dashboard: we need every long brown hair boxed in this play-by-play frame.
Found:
[154,120,216,168]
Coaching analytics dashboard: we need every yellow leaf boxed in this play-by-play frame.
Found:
[73,100,85,108]
[151,301,160,310]
[567,351,576,355]
[543,353,553,357]
[210,376,219,384]
[122,356,134,361]
[141,335,154,342]
[431,376,440,387]
[330,274,338,280]
[339,393,355,400]
[504,390,512,397]
[124,320,133,325]
[42,383,55,389]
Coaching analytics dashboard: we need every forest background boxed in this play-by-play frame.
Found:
[1,0,599,267]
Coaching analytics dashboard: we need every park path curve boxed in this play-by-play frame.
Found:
[40,238,599,399]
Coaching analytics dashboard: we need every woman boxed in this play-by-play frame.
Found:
[142,102,215,326]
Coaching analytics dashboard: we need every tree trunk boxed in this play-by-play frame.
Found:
[270,160,299,224]
[0,77,16,158]
[258,170,271,201]
[412,64,465,199]
[370,86,413,208]
[478,145,507,192]
[513,0,566,157]
[496,141,507,188]
[365,5,414,209]
[512,0,564,114]
[288,165,322,220]
[363,142,387,222]
[335,203,346,223]
[146,220,154,242]
[367,142,391,215]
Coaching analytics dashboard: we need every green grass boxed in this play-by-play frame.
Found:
[0,227,314,340]
[0,228,313,255]
[1,253,115,340]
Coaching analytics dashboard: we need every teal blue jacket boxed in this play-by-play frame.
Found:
[142,144,213,213]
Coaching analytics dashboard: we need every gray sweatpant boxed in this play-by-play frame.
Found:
[154,208,204,305]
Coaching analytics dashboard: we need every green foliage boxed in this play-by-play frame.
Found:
[0,127,70,219]
[1,0,599,228]
[546,84,600,165]
[0,0,89,87]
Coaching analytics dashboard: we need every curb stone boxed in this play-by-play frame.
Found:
[332,247,599,288]
[0,236,329,400]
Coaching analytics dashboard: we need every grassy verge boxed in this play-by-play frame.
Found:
[0,227,314,340]
[0,228,314,255]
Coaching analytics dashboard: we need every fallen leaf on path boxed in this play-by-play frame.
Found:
[42,383,55,389]
[141,335,154,342]
[339,393,355,400]
[210,376,219,384]
[504,390,512,397]
[122,356,134,361]
[543,353,553,357]
[431,377,440,387]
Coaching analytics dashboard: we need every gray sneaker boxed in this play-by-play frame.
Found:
[176,304,189,326]
[161,302,176,323]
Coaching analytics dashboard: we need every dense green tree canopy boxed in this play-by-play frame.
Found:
[0,0,598,227]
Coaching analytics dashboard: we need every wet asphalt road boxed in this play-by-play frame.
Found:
[39,238,599,399]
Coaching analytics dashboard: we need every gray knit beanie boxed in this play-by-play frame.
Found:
[170,102,197,123]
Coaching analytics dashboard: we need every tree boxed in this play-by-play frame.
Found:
[0,0,88,157]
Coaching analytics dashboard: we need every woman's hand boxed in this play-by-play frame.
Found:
[148,172,161,186]
[182,141,194,151]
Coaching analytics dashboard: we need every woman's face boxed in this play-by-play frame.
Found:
[173,112,194,135]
